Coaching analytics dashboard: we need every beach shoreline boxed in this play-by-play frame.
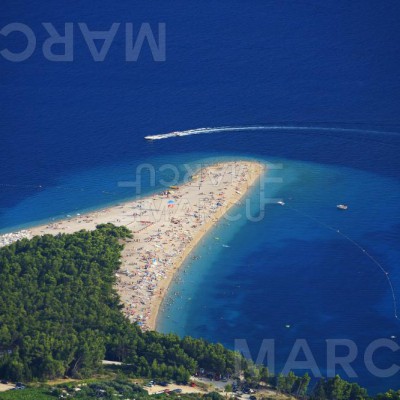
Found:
[150,161,265,330]
[0,160,265,331]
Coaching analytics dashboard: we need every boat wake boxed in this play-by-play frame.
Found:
[145,124,400,141]
[146,124,400,322]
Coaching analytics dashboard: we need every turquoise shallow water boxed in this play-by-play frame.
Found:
[2,0,400,393]
[1,147,400,393]
[158,157,400,392]
[1,134,399,393]
[1,140,400,393]
[0,153,247,233]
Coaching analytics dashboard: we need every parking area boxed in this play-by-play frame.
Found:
[145,383,206,395]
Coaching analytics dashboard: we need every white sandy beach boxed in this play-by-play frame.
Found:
[0,161,264,330]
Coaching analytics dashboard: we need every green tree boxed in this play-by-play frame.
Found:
[225,383,233,392]
[296,373,311,397]
[312,379,327,400]
[326,375,351,400]
[376,390,400,400]
[276,374,286,393]
[204,392,225,400]
[284,371,297,393]
[259,366,270,383]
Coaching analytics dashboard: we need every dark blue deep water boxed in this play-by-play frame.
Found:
[1,0,400,393]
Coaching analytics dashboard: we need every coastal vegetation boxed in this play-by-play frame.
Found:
[0,225,243,382]
[309,376,368,400]
[0,379,206,399]
[1,377,399,400]
[0,224,398,400]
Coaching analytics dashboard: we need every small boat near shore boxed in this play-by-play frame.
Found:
[337,204,348,210]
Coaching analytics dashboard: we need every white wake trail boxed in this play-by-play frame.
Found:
[144,125,400,140]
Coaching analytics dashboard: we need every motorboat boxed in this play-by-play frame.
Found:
[145,131,181,140]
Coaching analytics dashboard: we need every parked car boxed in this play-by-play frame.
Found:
[1,380,8,384]
[15,382,25,388]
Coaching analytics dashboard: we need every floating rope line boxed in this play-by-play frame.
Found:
[280,202,399,321]
[0,183,43,189]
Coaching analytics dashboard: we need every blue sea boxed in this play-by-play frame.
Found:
[1,0,400,393]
